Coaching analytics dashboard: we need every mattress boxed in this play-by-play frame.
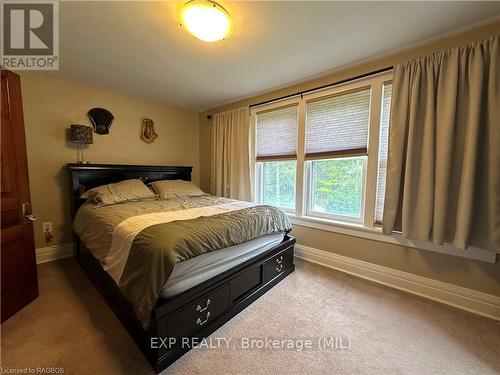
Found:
[161,232,285,298]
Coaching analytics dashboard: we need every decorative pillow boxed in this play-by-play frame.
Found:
[81,179,156,206]
[150,180,205,200]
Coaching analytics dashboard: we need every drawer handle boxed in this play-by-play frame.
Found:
[196,299,211,313]
[276,256,283,264]
[276,264,284,272]
[196,311,211,326]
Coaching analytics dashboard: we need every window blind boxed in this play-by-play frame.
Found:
[305,88,371,159]
[375,83,392,223]
[256,105,298,160]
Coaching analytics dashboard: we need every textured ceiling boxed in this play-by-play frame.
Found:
[51,1,500,111]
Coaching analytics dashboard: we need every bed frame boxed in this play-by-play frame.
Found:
[67,163,295,373]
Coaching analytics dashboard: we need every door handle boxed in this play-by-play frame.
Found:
[22,203,37,224]
[26,214,37,222]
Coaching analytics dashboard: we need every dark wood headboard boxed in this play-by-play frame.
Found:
[67,163,192,217]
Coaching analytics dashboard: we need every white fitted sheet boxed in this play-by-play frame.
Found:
[160,232,285,298]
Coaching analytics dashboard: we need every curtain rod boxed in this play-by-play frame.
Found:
[206,66,393,120]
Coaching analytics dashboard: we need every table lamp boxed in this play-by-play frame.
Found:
[70,125,93,164]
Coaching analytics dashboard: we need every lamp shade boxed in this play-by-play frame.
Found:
[70,125,93,144]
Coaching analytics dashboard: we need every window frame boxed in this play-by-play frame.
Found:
[252,71,393,229]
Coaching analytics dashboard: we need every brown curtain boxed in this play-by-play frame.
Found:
[383,37,499,252]
[211,107,252,201]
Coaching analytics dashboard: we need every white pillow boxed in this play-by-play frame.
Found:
[150,180,205,200]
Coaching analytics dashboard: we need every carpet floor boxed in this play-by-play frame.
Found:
[1,257,499,374]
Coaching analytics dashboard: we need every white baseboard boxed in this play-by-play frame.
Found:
[36,242,74,264]
[295,244,500,321]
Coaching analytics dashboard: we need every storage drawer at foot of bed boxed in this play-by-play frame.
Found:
[263,246,294,282]
[230,265,262,302]
[167,284,230,339]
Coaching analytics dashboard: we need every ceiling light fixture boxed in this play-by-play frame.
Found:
[180,0,232,42]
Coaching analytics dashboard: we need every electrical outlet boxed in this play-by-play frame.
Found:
[42,222,52,233]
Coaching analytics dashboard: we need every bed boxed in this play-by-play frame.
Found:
[67,163,295,372]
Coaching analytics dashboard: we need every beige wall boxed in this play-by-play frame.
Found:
[199,21,500,296]
[20,72,199,249]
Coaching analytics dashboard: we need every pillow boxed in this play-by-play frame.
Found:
[81,179,156,206]
[150,180,205,200]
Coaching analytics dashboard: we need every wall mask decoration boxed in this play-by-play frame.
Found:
[88,108,114,135]
[141,118,158,144]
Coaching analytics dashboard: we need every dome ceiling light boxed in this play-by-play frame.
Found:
[180,0,232,42]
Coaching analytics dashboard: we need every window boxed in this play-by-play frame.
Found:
[258,160,296,210]
[308,157,366,221]
[253,71,393,228]
[304,87,372,223]
[255,104,298,211]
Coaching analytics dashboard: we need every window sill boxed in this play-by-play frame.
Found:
[287,214,497,263]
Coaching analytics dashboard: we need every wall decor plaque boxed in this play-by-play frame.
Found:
[141,118,158,144]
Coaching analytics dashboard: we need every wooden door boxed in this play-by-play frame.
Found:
[1,69,38,322]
